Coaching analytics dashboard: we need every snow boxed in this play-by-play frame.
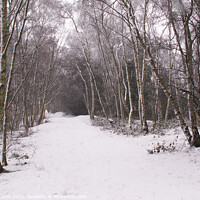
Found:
[1,112,200,200]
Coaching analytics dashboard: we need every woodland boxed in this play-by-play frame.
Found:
[0,0,200,172]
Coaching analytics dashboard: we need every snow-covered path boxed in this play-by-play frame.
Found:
[0,113,200,200]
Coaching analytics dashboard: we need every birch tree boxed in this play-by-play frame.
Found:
[1,0,30,166]
[94,0,199,146]
[127,0,199,146]
[167,0,200,146]
[0,0,8,173]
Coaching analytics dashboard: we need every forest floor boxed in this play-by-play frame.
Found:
[0,112,200,200]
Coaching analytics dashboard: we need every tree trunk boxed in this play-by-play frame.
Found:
[20,54,29,134]
[165,24,173,121]
[121,24,134,126]
[141,48,148,133]
[38,44,57,124]
[127,16,148,132]
[0,0,8,129]
[94,9,120,125]
[90,67,109,120]
[89,72,95,120]
[101,17,125,122]
[83,38,108,120]
[140,0,149,134]
[125,61,134,126]
[152,77,162,130]
[38,94,47,125]
[76,64,91,118]
[197,39,200,125]
[30,59,39,127]
[0,161,3,173]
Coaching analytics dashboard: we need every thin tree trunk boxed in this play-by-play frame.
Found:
[165,24,173,121]
[125,61,134,126]
[152,76,160,130]
[90,67,109,119]
[23,83,29,134]
[76,64,91,118]
[98,42,120,125]
[20,53,29,135]
[101,16,125,122]
[0,161,3,173]
[69,15,95,120]
[0,0,8,129]
[83,39,108,119]
[141,48,148,133]
[197,36,200,125]
[82,48,95,120]
[126,16,148,132]
[93,7,120,125]
[38,46,57,124]
[89,72,95,120]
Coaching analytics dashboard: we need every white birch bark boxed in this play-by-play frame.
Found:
[96,32,120,125]
[76,64,91,118]
[165,24,173,121]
